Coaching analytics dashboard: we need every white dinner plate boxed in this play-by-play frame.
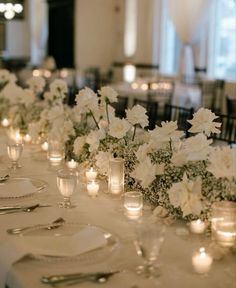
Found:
[19,223,120,264]
[0,177,47,199]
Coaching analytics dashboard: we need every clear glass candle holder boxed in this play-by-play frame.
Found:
[57,168,77,208]
[7,142,24,170]
[87,180,99,197]
[108,157,124,195]
[124,191,143,220]
[192,247,213,274]
[47,138,65,167]
[211,201,236,247]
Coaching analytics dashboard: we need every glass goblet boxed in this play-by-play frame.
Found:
[57,169,77,208]
[7,142,24,170]
[134,221,166,278]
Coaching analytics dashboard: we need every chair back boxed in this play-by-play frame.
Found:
[226,96,236,117]
[213,114,236,145]
[111,96,129,119]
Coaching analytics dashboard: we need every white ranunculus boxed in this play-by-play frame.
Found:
[98,86,118,103]
[207,146,236,180]
[183,133,212,161]
[131,158,156,188]
[75,87,98,114]
[149,121,184,149]
[27,76,46,93]
[188,108,221,136]
[49,79,68,98]
[95,151,111,176]
[168,174,203,217]
[86,129,105,152]
[108,117,131,139]
[73,136,86,156]
[126,104,149,128]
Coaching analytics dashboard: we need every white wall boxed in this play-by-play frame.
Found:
[75,0,121,72]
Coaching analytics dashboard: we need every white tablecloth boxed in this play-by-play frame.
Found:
[0,129,235,288]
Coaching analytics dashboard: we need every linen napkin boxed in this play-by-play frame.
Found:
[0,179,37,198]
[0,226,107,288]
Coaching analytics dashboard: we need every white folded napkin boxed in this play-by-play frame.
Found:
[0,226,107,288]
[0,179,37,198]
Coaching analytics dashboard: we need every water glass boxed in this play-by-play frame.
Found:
[47,139,65,167]
[7,142,24,170]
[57,169,77,208]
[124,191,143,220]
[134,221,166,278]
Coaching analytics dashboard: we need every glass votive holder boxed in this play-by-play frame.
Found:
[87,180,99,197]
[192,247,213,274]
[41,141,49,152]
[47,139,65,167]
[215,219,236,248]
[66,159,78,170]
[124,191,143,220]
[189,219,206,234]
[23,133,32,144]
[211,201,236,242]
[7,141,24,170]
[108,157,124,195]
[1,118,10,128]
[85,167,97,182]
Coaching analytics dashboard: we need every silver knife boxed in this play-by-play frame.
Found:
[0,204,51,211]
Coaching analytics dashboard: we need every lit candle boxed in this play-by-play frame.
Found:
[189,219,206,234]
[87,180,99,197]
[192,247,213,274]
[15,133,23,144]
[108,158,124,195]
[110,179,122,194]
[23,134,32,144]
[131,82,138,90]
[85,167,97,181]
[41,141,49,152]
[216,222,236,248]
[1,118,10,127]
[66,159,78,169]
[124,191,143,220]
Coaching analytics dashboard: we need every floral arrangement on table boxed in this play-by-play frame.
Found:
[65,86,149,177]
[129,108,236,221]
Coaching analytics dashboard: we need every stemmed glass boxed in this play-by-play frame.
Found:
[7,142,24,170]
[57,168,77,208]
[134,221,166,278]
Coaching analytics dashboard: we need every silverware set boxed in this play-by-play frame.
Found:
[0,174,10,183]
[41,271,119,285]
[0,203,51,215]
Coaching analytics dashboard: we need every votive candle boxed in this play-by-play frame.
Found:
[66,159,78,169]
[124,191,143,220]
[192,247,213,274]
[23,134,32,144]
[190,219,206,234]
[1,118,10,127]
[41,141,49,151]
[87,180,99,197]
[86,167,97,181]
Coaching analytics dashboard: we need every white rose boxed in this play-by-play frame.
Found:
[131,158,156,188]
[86,129,105,152]
[108,117,131,139]
[73,136,86,156]
[75,87,98,113]
[95,151,111,176]
[126,104,149,128]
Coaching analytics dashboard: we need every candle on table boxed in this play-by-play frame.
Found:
[66,159,78,169]
[192,247,213,274]
[87,180,99,197]
[23,134,32,144]
[1,118,10,127]
[41,141,49,151]
[86,167,97,181]
[190,219,206,234]
[216,222,236,248]
[15,132,23,144]
[124,191,143,220]
[108,158,124,195]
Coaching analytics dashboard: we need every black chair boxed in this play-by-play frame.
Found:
[213,114,236,145]
[211,79,225,114]
[226,96,236,117]
[164,104,194,137]
[111,96,129,119]
[133,99,158,130]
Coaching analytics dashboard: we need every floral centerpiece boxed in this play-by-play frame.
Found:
[130,108,236,221]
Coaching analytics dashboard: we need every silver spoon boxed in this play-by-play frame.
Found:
[7,217,65,235]
[0,203,40,215]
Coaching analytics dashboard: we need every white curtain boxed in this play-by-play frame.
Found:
[29,0,48,66]
[167,0,211,79]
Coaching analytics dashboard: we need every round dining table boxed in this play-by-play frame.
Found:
[0,129,235,288]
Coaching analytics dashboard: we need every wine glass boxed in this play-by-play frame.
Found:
[57,168,77,208]
[134,220,166,278]
[7,142,24,170]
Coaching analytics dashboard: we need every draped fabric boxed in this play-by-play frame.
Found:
[29,0,48,66]
[167,0,211,78]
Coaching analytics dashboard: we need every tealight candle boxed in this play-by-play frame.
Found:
[190,219,206,234]
[108,158,124,195]
[86,167,97,181]
[41,141,49,151]
[15,133,23,144]
[87,180,99,197]
[23,134,32,144]
[192,247,213,274]
[66,159,78,169]
[1,118,10,127]
[124,191,143,220]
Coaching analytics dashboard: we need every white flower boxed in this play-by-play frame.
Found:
[86,129,105,152]
[98,86,118,103]
[75,87,98,114]
[95,151,111,176]
[135,143,151,162]
[149,121,184,149]
[49,79,68,98]
[108,117,131,139]
[27,76,46,93]
[168,174,203,217]
[47,105,64,122]
[0,69,16,85]
[18,89,35,106]
[1,83,23,104]
[207,146,236,180]
[73,136,86,156]
[131,158,156,188]
[126,105,149,128]
[182,133,212,161]
[188,108,221,136]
